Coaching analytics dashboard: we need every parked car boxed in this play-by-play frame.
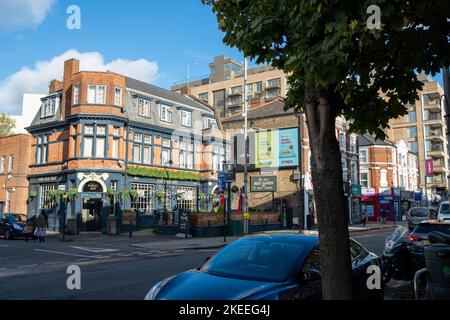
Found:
[408,220,450,244]
[0,213,27,240]
[407,207,438,231]
[145,231,384,300]
[438,201,450,221]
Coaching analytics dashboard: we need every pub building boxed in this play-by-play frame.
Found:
[26,58,227,233]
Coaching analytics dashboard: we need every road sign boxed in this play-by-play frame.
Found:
[243,213,250,219]
[218,172,227,192]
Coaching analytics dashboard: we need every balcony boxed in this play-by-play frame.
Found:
[427,175,447,189]
[425,103,441,112]
[425,129,444,142]
[266,79,282,89]
[427,144,446,158]
[227,90,242,97]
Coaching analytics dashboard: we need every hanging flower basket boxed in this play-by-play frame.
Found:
[68,188,79,202]
[28,191,37,200]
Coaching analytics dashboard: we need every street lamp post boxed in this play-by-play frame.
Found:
[243,57,249,235]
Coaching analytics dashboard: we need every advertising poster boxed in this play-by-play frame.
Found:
[255,128,299,168]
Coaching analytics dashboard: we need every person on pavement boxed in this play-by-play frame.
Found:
[360,209,367,228]
[36,210,48,242]
[24,214,37,242]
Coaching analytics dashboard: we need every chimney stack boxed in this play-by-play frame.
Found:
[61,59,80,119]
[49,79,63,94]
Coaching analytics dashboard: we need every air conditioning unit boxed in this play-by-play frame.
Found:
[293,172,301,181]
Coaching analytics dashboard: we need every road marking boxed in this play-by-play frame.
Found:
[75,258,90,262]
[69,246,119,253]
[34,249,103,259]
[198,249,218,252]
[0,244,11,248]
[0,268,7,272]
[17,264,38,269]
[44,261,64,265]
[173,249,185,252]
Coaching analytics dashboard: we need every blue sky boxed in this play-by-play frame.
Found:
[0,0,445,115]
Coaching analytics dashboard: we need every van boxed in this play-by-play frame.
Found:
[438,201,450,221]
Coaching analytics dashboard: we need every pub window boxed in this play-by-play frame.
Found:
[40,184,57,210]
[83,124,107,158]
[35,135,49,165]
[131,183,156,215]
[177,187,196,211]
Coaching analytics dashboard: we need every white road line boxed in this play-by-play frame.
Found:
[75,258,90,262]
[17,264,38,269]
[0,268,7,272]
[198,249,218,252]
[34,249,103,259]
[69,246,119,253]
[44,261,64,265]
[173,250,185,252]
[0,244,11,248]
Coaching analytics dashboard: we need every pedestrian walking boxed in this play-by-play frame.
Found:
[360,209,367,227]
[36,210,48,242]
[24,214,37,242]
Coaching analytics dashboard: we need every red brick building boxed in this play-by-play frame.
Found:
[27,58,226,233]
[0,134,33,215]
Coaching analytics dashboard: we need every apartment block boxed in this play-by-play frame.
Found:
[387,74,447,201]
[172,55,288,117]
[0,134,33,215]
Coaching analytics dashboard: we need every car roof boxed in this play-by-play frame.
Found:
[243,232,319,248]
[419,220,450,225]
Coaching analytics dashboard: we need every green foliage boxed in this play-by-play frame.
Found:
[203,0,450,138]
[129,189,138,201]
[107,187,117,202]
[28,191,37,200]
[127,166,203,181]
[47,190,65,204]
[0,113,16,137]
[68,188,79,202]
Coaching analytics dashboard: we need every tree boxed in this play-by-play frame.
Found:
[0,113,16,137]
[203,0,450,299]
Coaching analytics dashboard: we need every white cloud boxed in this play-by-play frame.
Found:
[0,49,159,115]
[0,0,56,30]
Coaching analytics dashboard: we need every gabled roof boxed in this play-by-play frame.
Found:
[221,98,290,123]
[359,134,394,147]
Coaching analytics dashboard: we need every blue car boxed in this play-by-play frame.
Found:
[0,213,27,240]
[145,232,384,300]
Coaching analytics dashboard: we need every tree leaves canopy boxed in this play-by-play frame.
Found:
[0,113,16,137]
[203,0,450,138]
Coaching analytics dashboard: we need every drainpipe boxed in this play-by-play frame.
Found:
[443,67,450,200]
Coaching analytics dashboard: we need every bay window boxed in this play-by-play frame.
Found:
[88,85,106,104]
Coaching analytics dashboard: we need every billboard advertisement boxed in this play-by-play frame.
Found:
[255,128,299,168]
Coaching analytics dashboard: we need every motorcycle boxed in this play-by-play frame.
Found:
[381,226,425,283]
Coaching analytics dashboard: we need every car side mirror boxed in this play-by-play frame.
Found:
[197,256,211,270]
[309,269,322,282]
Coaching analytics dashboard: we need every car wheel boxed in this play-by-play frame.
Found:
[4,229,12,240]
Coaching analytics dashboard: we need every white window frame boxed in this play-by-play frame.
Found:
[160,104,173,123]
[73,85,80,105]
[87,85,107,104]
[0,155,5,174]
[181,110,192,127]
[359,149,368,163]
[114,87,122,106]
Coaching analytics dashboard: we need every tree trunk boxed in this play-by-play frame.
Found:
[304,80,353,300]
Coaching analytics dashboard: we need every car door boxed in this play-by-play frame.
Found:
[287,247,322,300]
[0,215,6,235]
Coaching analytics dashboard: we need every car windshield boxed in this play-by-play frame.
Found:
[410,208,429,218]
[201,237,308,283]
[414,224,450,235]
[440,203,450,215]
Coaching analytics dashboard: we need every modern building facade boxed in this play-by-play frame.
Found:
[359,135,419,221]
[0,134,33,215]
[26,58,227,233]
[388,74,448,202]
[221,98,361,226]
[172,55,288,117]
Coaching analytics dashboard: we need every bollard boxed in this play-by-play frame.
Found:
[208,220,211,237]
[129,220,133,238]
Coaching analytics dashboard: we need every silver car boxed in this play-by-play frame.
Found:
[407,207,437,231]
